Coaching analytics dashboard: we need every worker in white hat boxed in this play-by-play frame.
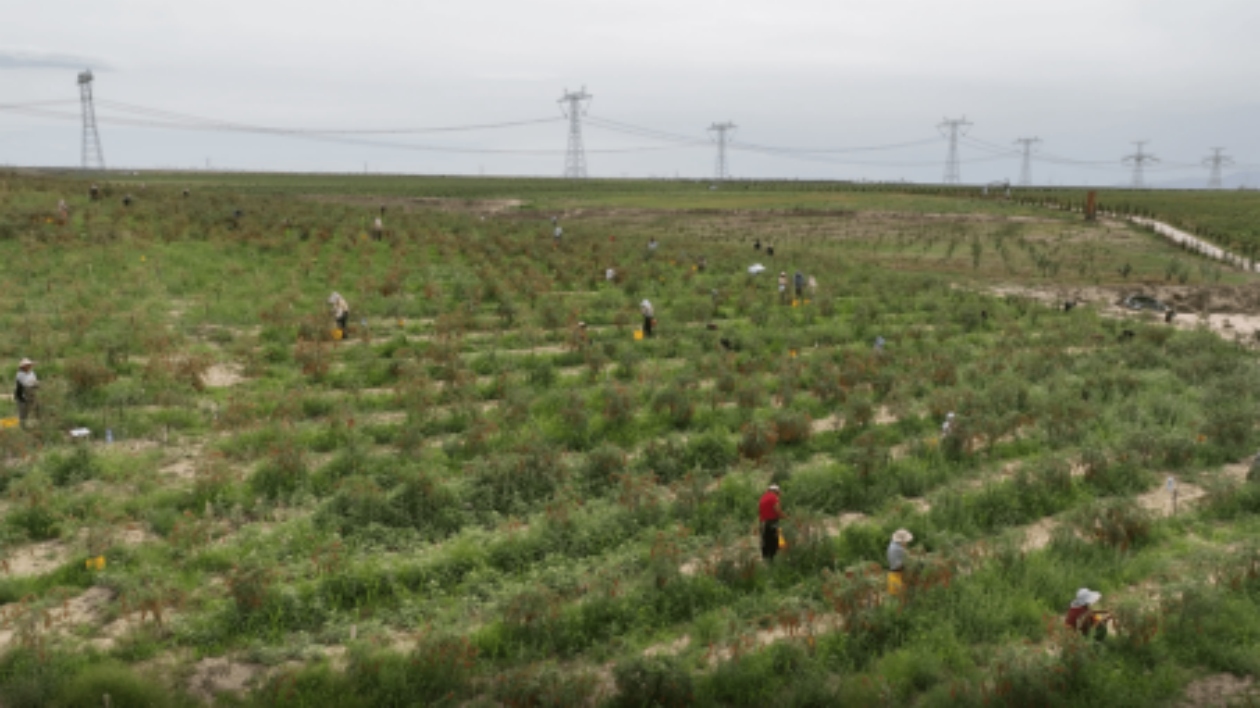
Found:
[1065,588,1110,641]
[328,292,350,337]
[14,358,38,429]
[887,528,913,597]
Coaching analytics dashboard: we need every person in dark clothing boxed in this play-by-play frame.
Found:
[766,245,775,257]
[759,484,783,561]
[794,271,805,299]
[640,300,655,338]
[754,239,761,251]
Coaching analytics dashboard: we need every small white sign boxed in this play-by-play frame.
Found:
[1165,476,1176,492]
[70,428,91,438]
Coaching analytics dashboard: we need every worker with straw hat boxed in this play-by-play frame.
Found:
[13,358,38,429]
[887,528,913,597]
[1065,588,1110,641]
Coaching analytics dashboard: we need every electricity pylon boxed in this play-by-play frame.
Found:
[558,87,592,179]
[78,69,105,170]
[1122,141,1158,189]
[1014,137,1041,186]
[938,116,972,185]
[1203,147,1233,189]
[708,121,736,181]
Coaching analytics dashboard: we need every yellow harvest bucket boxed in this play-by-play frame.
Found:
[634,330,644,341]
[792,299,800,307]
[85,556,107,571]
[887,571,905,597]
[331,329,345,341]
[778,530,787,550]
[0,417,19,430]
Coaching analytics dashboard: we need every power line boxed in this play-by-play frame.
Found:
[558,87,592,178]
[938,117,972,184]
[1122,140,1159,188]
[708,122,736,181]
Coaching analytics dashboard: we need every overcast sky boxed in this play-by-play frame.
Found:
[2,0,1258,186]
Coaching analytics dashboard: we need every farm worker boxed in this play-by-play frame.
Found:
[1065,588,1110,641]
[553,225,563,243]
[941,412,955,437]
[807,275,817,296]
[573,321,590,350]
[759,484,784,562]
[794,271,805,299]
[887,528,913,596]
[122,194,133,207]
[372,217,384,241]
[874,336,886,354]
[640,300,655,338]
[697,256,707,272]
[648,238,658,252]
[89,184,100,200]
[14,359,38,430]
[56,199,69,220]
[754,239,761,251]
[778,272,788,303]
[328,292,350,336]
[606,267,616,282]
[766,245,775,257]
[1164,309,1175,324]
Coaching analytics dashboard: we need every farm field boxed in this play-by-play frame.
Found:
[2,171,1260,706]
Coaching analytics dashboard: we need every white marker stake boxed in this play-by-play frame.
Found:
[1166,476,1177,515]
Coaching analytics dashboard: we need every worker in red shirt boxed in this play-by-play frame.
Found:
[1065,588,1110,641]
[759,484,783,562]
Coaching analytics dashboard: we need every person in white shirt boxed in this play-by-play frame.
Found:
[14,358,38,429]
[640,300,655,338]
[328,293,350,335]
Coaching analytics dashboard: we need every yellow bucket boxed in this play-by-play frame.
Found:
[778,530,787,549]
[0,417,18,429]
[887,571,905,597]
[331,328,345,341]
[634,330,644,341]
[792,300,800,307]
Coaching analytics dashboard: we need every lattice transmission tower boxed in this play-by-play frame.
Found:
[558,87,592,179]
[1122,141,1159,189]
[78,69,106,171]
[1203,147,1233,189]
[708,121,736,181]
[1014,137,1041,187]
[938,116,972,184]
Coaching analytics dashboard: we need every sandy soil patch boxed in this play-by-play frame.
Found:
[3,540,73,577]
[203,364,246,388]
[1137,479,1206,516]
[1178,673,1257,707]
[189,657,264,702]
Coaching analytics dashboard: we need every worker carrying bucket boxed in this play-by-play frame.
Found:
[328,292,350,339]
[887,528,913,597]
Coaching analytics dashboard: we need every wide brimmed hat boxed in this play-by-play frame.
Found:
[18,358,34,368]
[768,484,780,492]
[1071,588,1102,608]
[891,528,913,545]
